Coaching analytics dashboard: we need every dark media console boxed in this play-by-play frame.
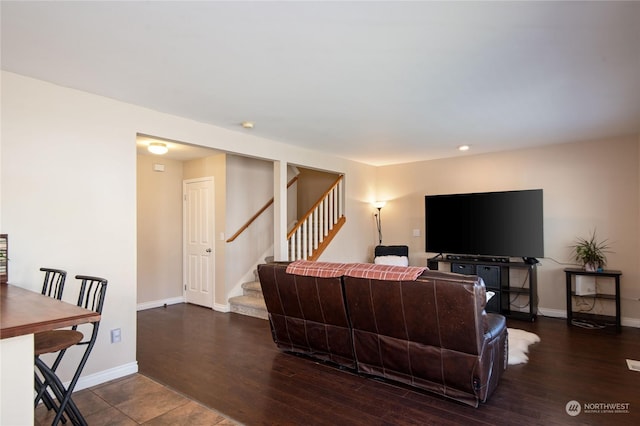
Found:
[428,255,538,321]
[445,254,540,265]
[445,254,510,263]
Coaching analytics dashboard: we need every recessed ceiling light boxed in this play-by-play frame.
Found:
[241,121,254,129]
[458,145,470,151]
[148,142,168,155]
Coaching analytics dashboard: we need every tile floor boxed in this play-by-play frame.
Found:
[35,374,242,425]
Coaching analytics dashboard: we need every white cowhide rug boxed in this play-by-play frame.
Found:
[507,328,540,365]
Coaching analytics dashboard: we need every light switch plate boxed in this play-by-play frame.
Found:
[111,328,121,343]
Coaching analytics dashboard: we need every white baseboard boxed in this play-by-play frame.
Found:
[214,302,230,313]
[73,361,138,392]
[137,298,230,313]
[622,316,640,328]
[537,307,640,328]
[537,307,565,318]
[137,296,185,311]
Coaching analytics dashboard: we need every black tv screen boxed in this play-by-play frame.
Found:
[425,189,544,258]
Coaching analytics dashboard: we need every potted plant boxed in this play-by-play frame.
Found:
[571,230,611,272]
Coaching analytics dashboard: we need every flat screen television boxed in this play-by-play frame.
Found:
[425,189,544,259]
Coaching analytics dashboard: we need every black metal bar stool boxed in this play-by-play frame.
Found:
[34,275,107,426]
[40,267,67,300]
[35,268,68,413]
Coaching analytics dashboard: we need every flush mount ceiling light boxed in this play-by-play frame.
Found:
[458,145,471,151]
[148,142,168,155]
[241,121,254,129]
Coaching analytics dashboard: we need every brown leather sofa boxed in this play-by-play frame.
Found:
[257,261,507,407]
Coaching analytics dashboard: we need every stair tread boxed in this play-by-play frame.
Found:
[229,295,266,309]
[229,295,268,320]
[242,281,262,291]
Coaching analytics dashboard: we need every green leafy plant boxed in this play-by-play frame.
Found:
[571,230,611,271]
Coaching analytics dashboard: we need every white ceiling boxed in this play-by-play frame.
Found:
[136,135,222,162]
[2,1,639,166]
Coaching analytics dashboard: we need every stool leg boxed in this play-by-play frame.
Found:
[35,353,69,423]
[35,357,85,426]
[34,374,68,424]
[35,370,53,409]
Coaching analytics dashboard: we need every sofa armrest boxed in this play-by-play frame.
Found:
[485,313,507,340]
[476,313,508,403]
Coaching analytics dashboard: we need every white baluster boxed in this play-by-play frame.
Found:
[320,200,326,241]
[328,190,334,229]
[338,178,344,218]
[302,220,307,259]
[313,208,319,249]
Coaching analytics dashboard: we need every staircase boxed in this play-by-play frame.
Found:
[228,175,345,319]
[228,278,268,320]
[287,175,345,261]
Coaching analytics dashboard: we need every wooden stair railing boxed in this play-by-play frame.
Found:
[226,174,345,262]
[226,176,298,243]
[287,175,345,261]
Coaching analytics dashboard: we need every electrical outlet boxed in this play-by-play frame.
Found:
[110,328,121,344]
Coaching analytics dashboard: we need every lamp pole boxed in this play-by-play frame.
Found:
[373,201,386,246]
[375,207,382,245]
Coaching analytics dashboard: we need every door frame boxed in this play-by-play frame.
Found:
[182,176,215,308]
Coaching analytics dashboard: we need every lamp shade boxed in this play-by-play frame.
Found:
[373,201,386,209]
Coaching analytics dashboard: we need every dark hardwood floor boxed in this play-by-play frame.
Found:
[138,304,640,425]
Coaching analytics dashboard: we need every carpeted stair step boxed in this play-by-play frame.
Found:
[242,281,264,298]
[229,295,268,320]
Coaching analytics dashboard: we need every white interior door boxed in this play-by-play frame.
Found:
[183,177,215,308]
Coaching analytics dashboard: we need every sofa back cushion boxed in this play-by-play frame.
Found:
[257,262,355,368]
[344,270,485,353]
[343,270,487,399]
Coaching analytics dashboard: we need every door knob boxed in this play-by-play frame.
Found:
[206,248,212,253]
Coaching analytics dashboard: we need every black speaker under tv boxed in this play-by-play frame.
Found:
[425,189,544,259]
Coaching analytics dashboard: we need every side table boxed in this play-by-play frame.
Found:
[564,268,621,332]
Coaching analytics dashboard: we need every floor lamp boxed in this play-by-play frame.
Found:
[373,201,386,245]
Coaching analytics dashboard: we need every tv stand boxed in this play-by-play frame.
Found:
[446,254,510,264]
[428,255,537,321]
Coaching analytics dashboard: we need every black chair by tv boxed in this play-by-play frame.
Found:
[34,275,107,426]
[374,245,409,266]
[40,268,67,300]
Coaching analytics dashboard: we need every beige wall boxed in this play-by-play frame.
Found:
[141,153,300,310]
[136,155,184,305]
[0,71,376,393]
[296,168,340,217]
[224,155,274,300]
[377,135,640,325]
[2,73,139,384]
[137,153,227,308]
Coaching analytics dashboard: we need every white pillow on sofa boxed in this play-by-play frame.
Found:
[374,255,409,267]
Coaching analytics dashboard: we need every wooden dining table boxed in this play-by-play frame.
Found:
[0,283,101,425]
